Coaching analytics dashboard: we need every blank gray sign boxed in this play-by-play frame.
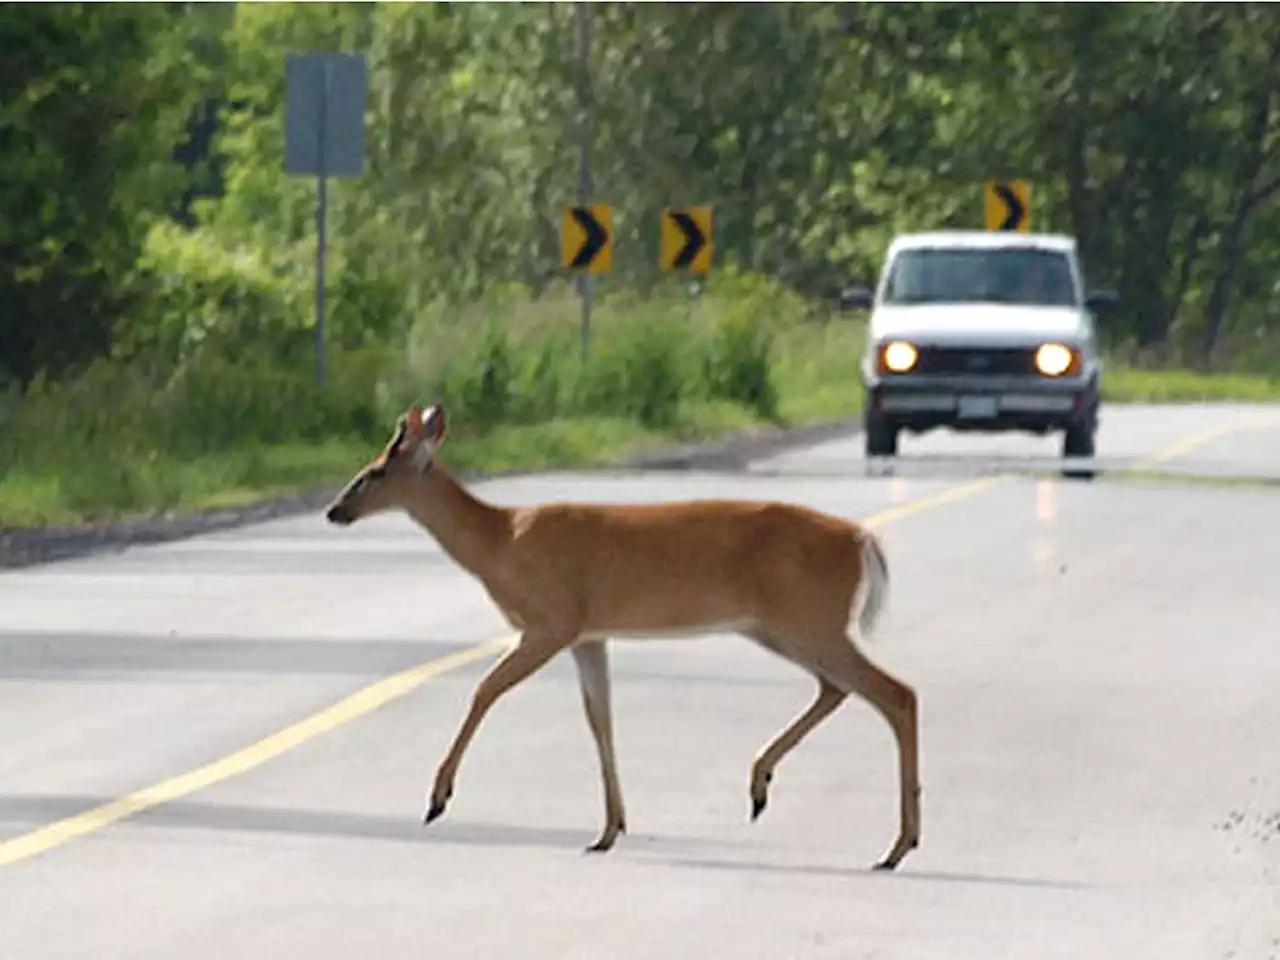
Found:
[284,51,366,179]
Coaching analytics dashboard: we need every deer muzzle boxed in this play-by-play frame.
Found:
[325,501,355,526]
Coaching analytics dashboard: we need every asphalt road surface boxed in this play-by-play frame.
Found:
[2,403,1279,960]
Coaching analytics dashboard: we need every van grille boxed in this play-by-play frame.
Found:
[913,346,1038,376]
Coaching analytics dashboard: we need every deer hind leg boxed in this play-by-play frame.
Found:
[424,631,566,826]
[813,634,921,871]
[571,640,627,853]
[748,675,847,822]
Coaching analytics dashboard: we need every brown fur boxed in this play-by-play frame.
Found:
[326,404,920,869]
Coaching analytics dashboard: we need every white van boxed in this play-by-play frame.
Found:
[840,230,1117,460]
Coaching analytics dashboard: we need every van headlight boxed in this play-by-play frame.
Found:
[1034,342,1075,377]
[881,340,919,373]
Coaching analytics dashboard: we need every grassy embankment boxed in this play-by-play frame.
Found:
[2,278,1278,529]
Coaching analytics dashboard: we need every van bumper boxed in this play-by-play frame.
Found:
[863,371,1100,435]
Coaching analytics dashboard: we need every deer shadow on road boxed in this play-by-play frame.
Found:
[0,793,733,856]
[640,852,1090,891]
[1,794,1088,888]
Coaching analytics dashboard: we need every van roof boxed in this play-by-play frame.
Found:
[887,230,1078,255]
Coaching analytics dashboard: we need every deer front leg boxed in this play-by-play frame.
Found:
[424,632,565,825]
[571,640,627,853]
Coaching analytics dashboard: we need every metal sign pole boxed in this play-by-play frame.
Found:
[314,63,332,390]
[575,1,592,357]
[285,50,366,389]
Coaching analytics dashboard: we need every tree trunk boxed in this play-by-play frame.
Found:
[1201,57,1280,360]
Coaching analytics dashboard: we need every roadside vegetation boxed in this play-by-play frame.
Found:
[4,4,1280,528]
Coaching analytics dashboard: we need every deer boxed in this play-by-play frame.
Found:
[324,404,921,871]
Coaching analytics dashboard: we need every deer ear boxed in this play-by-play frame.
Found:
[398,406,425,442]
[421,404,447,445]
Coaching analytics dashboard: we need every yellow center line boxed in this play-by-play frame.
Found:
[0,637,514,869]
[0,472,1011,870]
[1130,413,1280,472]
[862,474,1012,529]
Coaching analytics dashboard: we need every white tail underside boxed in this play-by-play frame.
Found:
[854,534,889,639]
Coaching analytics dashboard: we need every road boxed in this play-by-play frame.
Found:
[1,402,1279,960]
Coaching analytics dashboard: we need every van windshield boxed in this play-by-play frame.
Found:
[881,247,1078,308]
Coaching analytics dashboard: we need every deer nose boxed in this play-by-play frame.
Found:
[326,504,351,526]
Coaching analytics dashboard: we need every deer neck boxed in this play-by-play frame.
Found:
[402,465,511,578]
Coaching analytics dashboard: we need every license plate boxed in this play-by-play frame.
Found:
[957,395,998,419]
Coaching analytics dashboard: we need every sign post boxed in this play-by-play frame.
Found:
[285,51,367,388]
[573,1,593,355]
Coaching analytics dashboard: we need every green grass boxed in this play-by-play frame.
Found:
[0,404,826,530]
[0,440,372,528]
[0,280,871,529]
[1103,366,1280,403]
[772,319,869,423]
[4,275,1280,532]
[1101,469,1280,490]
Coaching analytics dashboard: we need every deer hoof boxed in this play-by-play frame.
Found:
[422,800,448,825]
[749,771,772,821]
[584,830,620,854]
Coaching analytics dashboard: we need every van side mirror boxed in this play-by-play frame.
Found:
[840,285,874,311]
[1085,289,1118,312]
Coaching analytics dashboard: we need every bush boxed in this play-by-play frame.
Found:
[120,221,312,367]
[452,322,519,426]
[701,306,779,420]
[576,315,689,428]
[513,328,574,422]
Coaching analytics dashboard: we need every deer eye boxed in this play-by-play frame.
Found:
[367,464,387,481]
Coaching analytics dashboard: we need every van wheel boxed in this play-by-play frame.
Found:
[1062,417,1096,458]
[1061,414,1097,480]
[866,411,899,457]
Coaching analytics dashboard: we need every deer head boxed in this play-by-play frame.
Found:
[325,404,448,526]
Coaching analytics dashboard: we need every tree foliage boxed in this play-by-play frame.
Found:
[5,0,1280,389]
